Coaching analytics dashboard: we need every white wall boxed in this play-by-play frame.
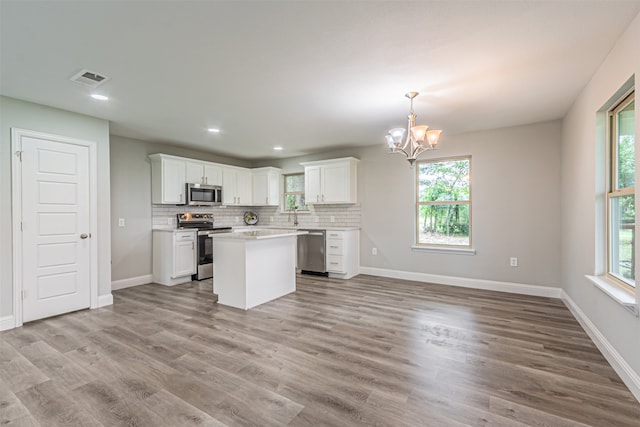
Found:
[360,121,562,287]
[0,96,111,318]
[561,13,640,380]
[259,120,562,289]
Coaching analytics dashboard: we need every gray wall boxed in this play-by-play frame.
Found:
[0,96,111,318]
[561,13,640,377]
[110,135,251,282]
[263,121,562,288]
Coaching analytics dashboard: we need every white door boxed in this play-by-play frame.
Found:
[20,135,91,322]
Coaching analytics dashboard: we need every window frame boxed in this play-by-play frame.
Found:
[606,90,636,289]
[283,172,309,212]
[415,155,472,249]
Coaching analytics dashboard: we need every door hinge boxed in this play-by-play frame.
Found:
[15,150,23,161]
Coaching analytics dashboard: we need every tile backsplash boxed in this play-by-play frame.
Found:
[152,203,361,228]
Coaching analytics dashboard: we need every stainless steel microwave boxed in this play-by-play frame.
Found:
[185,183,222,206]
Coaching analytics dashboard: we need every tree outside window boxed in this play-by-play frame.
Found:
[608,92,635,287]
[416,157,471,247]
[284,173,308,211]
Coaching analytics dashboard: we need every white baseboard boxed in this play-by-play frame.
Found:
[359,266,562,298]
[0,315,15,331]
[111,274,153,291]
[97,293,113,307]
[561,290,640,403]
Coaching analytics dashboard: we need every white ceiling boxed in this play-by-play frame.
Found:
[2,1,639,160]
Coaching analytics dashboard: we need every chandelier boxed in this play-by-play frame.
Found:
[385,92,442,166]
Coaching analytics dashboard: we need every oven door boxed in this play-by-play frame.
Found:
[196,233,213,280]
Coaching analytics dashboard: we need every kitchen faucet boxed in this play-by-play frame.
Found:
[288,206,299,226]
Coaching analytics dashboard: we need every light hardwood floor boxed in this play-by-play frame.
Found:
[1,274,639,426]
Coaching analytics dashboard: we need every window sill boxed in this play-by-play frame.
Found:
[585,275,638,317]
[411,245,476,255]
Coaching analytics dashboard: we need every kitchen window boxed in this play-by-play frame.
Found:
[416,156,471,248]
[284,173,309,212]
[607,91,635,288]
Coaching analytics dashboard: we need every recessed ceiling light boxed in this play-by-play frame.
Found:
[90,94,109,101]
[273,146,283,151]
[208,128,220,133]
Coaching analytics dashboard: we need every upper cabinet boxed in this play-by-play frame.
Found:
[150,154,186,204]
[301,157,359,204]
[150,153,280,206]
[186,161,222,186]
[222,166,252,205]
[252,167,281,206]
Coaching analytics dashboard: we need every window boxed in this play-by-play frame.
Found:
[283,173,309,211]
[607,91,635,288]
[416,157,471,247]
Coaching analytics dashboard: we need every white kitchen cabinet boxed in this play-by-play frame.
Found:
[252,167,281,206]
[152,229,196,286]
[150,154,186,204]
[326,229,359,279]
[186,161,222,186]
[301,157,359,204]
[222,166,252,205]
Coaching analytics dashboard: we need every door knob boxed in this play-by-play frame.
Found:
[80,233,89,239]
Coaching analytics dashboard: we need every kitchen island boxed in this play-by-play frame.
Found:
[213,229,308,310]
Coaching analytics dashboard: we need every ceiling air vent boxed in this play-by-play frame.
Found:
[69,69,111,88]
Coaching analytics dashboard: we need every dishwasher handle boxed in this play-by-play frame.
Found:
[306,231,325,236]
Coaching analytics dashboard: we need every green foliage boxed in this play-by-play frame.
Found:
[418,159,470,243]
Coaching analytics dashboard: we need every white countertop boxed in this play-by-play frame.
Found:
[232,225,360,232]
[152,227,196,233]
[215,228,308,240]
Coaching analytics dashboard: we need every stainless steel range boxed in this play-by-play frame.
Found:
[176,213,232,280]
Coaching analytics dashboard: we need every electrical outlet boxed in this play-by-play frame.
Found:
[510,257,518,267]
[330,215,335,223]
[118,218,125,227]
[270,216,273,222]
[372,247,378,255]
[167,217,173,225]
[235,216,240,223]
[315,216,320,223]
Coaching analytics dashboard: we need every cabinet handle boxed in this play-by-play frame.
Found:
[330,245,339,248]
[266,197,269,204]
[330,262,339,265]
[322,194,325,202]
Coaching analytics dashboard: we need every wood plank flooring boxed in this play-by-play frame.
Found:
[1,274,639,426]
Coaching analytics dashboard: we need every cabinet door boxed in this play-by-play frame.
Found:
[322,163,348,202]
[252,172,269,205]
[162,158,186,204]
[222,168,238,204]
[185,161,204,184]
[305,166,322,203]
[236,169,252,205]
[173,239,195,278]
[204,164,222,186]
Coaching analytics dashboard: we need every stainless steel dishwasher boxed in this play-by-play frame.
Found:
[297,229,327,275]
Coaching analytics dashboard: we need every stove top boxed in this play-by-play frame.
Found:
[176,213,232,234]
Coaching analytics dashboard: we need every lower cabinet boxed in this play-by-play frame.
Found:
[325,229,359,279]
[153,229,196,286]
